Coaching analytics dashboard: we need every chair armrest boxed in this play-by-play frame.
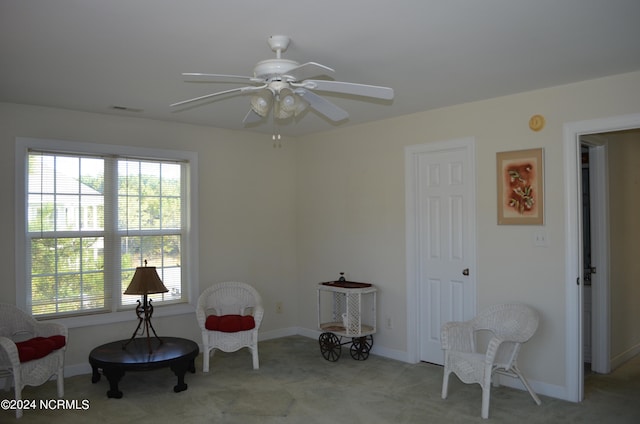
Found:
[34,321,68,339]
[195,305,208,329]
[0,336,20,368]
[484,336,506,364]
[252,305,265,328]
[441,321,474,352]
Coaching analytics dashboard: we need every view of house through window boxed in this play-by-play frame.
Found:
[27,150,186,317]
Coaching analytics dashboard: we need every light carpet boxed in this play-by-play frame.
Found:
[2,335,639,423]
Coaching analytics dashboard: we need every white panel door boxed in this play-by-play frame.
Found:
[409,139,476,365]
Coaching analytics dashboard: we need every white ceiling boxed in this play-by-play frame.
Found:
[2,1,640,137]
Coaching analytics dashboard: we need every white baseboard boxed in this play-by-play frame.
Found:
[64,362,92,378]
[493,372,568,401]
[610,343,640,371]
[259,326,298,341]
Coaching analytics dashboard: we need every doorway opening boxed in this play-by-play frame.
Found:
[563,113,640,402]
[581,144,592,370]
[579,136,609,378]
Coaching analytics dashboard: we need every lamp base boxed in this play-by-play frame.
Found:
[122,295,162,354]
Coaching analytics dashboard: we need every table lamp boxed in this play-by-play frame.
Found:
[122,260,168,354]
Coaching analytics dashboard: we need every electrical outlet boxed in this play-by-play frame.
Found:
[533,229,549,247]
[276,301,283,314]
[385,316,392,329]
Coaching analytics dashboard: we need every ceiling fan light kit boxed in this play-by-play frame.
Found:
[171,35,394,128]
[250,90,272,117]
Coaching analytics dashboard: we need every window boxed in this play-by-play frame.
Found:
[16,138,198,324]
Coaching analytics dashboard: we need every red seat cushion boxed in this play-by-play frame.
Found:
[205,315,255,332]
[48,335,66,350]
[15,336,66,363]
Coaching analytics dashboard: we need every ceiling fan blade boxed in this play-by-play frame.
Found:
[243,108,264,124]
[294,88,349,122]
[182,73,263,83]
[298,80,394,100]
[283,62,334,82]
[170,85,266,108]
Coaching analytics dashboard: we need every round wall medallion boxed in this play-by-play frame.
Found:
[529,114,545,132]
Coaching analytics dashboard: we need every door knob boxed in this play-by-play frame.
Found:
[462,268,469,276]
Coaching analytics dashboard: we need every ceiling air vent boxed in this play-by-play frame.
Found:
[110,105,143,112]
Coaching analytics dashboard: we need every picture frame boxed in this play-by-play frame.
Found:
[497,148,544,225]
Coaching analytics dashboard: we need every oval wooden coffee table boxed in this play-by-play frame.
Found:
[89,337,199,398]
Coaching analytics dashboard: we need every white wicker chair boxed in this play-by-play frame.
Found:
[196,282,264,372]
[441,303,542,419]
[0,303,67,419]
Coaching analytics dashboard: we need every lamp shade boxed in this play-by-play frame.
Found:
[124,266,169,295]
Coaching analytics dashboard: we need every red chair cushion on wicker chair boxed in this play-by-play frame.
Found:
[205,315,255,332]
[15,336,66,363]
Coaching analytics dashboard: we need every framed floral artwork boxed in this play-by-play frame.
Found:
[497,148,544,225]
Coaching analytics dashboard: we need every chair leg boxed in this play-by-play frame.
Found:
[251,345,259,370]
[57,366,64,397]
[202,332,211,372]
[512,366,542,406]
[203,347,211,373]
[481,364,494,419]
[14,374,22,419]
[441,369,450,399]
[481,385,491,419]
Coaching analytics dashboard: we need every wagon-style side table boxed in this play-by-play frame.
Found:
[317,280,377,361]
[89,337,198,398]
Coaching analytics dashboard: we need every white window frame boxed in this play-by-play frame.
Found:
[15,137,199,328]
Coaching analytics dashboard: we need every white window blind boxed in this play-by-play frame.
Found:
[22,142,194,319]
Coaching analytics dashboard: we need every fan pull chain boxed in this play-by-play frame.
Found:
[272,118,282,148]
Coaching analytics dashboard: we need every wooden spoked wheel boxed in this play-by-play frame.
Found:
[319,332,342,361]
[349,335,373,360]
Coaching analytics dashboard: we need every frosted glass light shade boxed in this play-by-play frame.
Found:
[277,88,308,119]
[280,94,296,112]
[250,90,273,117]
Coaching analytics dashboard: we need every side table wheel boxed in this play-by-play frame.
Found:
[319,332,342,362]
[350,335,373,360]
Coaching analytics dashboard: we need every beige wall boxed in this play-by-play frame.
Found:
[296,71,640,390]
[607,130,640,362]
[1,70,640,397]
[0,103,299,367]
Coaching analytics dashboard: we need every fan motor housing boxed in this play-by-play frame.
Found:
[253,59,300,80]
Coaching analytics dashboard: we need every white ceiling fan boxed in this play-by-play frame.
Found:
[170,35,394,125]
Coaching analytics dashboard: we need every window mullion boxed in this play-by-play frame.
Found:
[181,163,188,303]
[103,157,119,312]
